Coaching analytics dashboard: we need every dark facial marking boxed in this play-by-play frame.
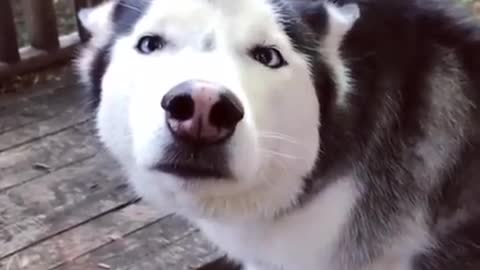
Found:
[269,0,328,56]
[291,0,329,38]
[86,0,153,108]
[268,0,337,195]
[112,0,152,35]
[88,42,112,109]
[203,33,216,51]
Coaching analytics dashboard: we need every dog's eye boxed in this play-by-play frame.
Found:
[136,35,166,54]
[250,46,287,68]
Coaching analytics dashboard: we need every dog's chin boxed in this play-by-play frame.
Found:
[131,165,240,219]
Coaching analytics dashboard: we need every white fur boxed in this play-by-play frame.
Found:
[369,210,433,270]
[93,0,322,221]
[197,178,359,270]
[77,0,428,269]
[322,3,359,107]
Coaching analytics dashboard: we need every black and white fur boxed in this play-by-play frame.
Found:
[76,0,480,269]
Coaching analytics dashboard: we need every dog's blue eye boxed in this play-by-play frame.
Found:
[250,46,287,68]
[136,35,166,54]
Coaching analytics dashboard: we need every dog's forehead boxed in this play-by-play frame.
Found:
[129,0,285,40]
[138,0,276,21]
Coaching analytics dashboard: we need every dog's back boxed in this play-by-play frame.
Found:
[325,1,480,268]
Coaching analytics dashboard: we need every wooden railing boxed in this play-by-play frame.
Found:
[0,0,103,80]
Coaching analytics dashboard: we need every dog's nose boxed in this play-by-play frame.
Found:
[161,80,244,144]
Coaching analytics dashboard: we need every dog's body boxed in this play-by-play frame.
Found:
[76,0,480,269]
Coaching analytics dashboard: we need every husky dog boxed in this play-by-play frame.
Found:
[76,0,480,269]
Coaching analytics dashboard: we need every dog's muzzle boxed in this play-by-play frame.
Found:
[153,79,244,179]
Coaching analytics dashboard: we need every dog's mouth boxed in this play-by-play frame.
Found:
[151,142,231,179]
[153,162,228,179]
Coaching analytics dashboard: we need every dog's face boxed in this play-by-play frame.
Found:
[77,0,358,220]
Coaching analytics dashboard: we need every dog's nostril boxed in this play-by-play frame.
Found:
[163,94,195,121]
[209,93,245,129]
[163,80,244,144]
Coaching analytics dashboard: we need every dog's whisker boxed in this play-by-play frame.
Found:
[258,134,300,145]
[258,131,297,141]
[260,148,301,160]
[118,2,143,13]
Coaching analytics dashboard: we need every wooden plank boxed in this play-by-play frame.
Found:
[0,0,20,63]
[0,120,100,192]
[0,185,137,261]
[22,0,60,51]
[0,65,75,108]
[55,216,222,270]
[0,114,93,153]
[0,153,133,259]
[0,94,94,153]
[0,76,82,135]
[0,203,168,270]
[0,151,120,230]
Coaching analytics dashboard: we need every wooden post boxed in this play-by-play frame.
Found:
[0,0,20,63]
[91,0,104,6]
[22,0,60,51]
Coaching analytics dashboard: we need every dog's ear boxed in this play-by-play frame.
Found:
[78,0,116,34]
[296,0,360,37]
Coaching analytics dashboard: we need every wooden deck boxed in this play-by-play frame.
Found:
[0,67,223,270]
